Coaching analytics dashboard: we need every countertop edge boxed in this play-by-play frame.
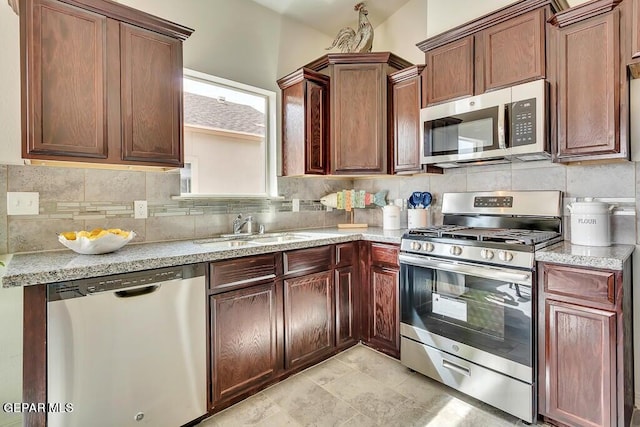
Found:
[535,241,634,270]
[1,228,403,288]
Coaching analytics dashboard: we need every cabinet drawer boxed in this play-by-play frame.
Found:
[336,243,356,267]
[543,263,616,306]
[284,246,333,275]
[210,254,276,292]
[371,243,399,268]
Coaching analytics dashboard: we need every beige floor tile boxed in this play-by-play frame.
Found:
[206,393,281,427]
[302,357,354,386]
[255,411,302,427]
[263,374,358,426]
[200,345,635,427]
[335,344,414,388]
[322,370,414,424]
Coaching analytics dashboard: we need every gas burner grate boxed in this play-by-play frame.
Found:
[481,229,561,245]
[407,225,469,238]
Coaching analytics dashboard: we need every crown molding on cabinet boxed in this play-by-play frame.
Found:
[416,0,570,52]
[548,0,622,27]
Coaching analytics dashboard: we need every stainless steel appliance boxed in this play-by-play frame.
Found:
[420,79,549,168]
[399,191,562,423]
[47,264,207,427]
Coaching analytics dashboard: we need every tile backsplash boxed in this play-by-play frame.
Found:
[0,160,638,254]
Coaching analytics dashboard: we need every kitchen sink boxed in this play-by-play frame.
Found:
[194,232,324,248]
[195,239,258,249]
[250,234,312,244]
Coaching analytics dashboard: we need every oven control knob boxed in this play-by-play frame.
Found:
[411,242,421,251]
[498,250,514,262]
[480,249,494,260]
[449,246,463,256]
[422,242,434,252]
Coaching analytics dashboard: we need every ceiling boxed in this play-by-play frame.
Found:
[249,0,412,37]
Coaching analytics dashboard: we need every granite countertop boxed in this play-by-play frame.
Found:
[535,241,635,270]
[0,227,405,288]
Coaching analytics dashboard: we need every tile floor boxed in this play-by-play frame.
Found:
[200,344,555,427]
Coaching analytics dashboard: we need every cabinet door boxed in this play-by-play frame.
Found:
[369,266,400,357]
[332,63,386,174]
[542,299,616,427]
[481,9,545,91]
[280,69,329,176]
[305,79,329,174]
[210,282,279,405]
[120,23,183,166]
[556,12,620,160]
[389,72,422,174]
[425,36,474,105]
[284,270,334,369]
[23,0,108,159]
[335,266,356,348]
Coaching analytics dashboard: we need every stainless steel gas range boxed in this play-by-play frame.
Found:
[399,190,563,423]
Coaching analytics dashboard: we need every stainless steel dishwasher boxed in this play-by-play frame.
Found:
[47,264,207,427]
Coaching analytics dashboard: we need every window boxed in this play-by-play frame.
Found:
[181,69,277,197]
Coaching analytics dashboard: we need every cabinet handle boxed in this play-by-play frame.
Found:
[442,359,471,377]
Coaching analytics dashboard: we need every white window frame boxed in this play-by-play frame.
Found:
[180,68,278,198]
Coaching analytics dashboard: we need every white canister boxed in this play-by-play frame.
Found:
[407,209,429,229]
[568,198,614,247]
[382,204,401,230]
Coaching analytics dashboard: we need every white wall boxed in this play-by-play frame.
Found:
[374,0,428,64]
[0,6,23,165]
[116,0,333,92]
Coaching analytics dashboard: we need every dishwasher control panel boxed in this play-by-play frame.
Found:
[48,264,205,301]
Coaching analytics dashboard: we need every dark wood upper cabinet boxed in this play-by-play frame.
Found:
[120,23,183,166]
[552,6,623,161]
[538,261,633,427]
[425,36,474,105]
[278,52,412,176]
[22,0,108,159]
[480,9,546,91]
[20,0,193,167]
[332,62,386,174]
[418,0,567,106]
[388,65,424,174]
[277,68,329,175]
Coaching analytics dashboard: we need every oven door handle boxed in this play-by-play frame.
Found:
[399,254,531,285]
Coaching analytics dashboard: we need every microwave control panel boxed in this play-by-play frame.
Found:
[509,98,536,146]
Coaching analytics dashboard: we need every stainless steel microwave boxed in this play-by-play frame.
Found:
[420,79,548,168]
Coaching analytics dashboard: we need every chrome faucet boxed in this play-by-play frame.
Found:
[232,214,253,234]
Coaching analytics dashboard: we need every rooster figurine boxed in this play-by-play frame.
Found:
[326,2,374,53]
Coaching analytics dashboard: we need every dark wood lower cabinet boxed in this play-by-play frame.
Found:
[368,266,400,357]
[335,266,357,349]
[538,261,633,427]
[543,300,616,427]
[360,242,400,358]
[210,282,281,406]
[284,270,335,369]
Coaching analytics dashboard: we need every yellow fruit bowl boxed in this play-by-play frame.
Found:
[58,228,136,255]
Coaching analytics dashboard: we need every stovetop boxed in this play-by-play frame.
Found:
[406,226,561,246]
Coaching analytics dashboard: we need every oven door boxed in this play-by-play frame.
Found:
[399,253,533,382]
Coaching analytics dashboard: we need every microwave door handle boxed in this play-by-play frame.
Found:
[497,103,507,149]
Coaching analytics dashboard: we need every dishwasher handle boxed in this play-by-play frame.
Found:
[114,284,160,298]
